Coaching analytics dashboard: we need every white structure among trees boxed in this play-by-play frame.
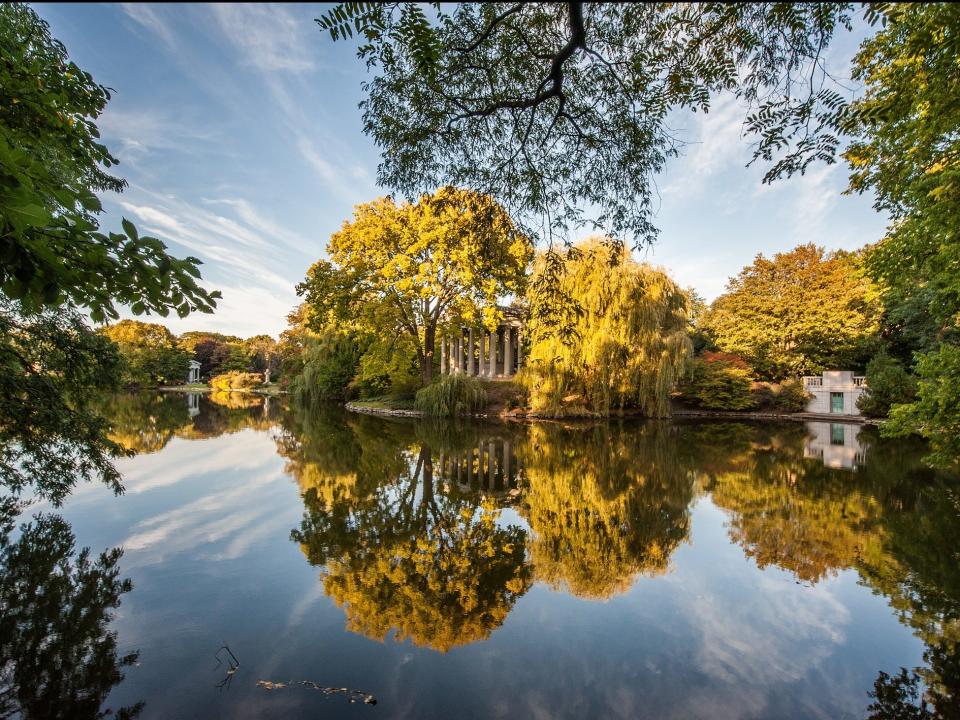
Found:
[439,308,524,379]
[187,359,201,384]
[802,371,867,416]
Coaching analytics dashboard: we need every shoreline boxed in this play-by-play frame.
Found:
[343,401,879,425]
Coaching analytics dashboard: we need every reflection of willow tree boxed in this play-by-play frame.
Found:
[518,422,694,600]
[288,409,530,651]
[0,503,142,719]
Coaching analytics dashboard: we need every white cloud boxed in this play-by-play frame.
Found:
[211,4,316,72]
[121,3,177,48]
[110,188,307,336]
[660,96,749,202]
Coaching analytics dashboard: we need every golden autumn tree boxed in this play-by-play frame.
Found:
[703,244,880,380]
[297,187,533,385]
[521,238,690,417]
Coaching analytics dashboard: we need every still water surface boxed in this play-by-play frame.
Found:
[9,392,960,719]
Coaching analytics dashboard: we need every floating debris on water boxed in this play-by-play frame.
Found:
[257,680,377,705]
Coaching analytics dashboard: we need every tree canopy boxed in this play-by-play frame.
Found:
[100,320,190,387]
[316,2,854,249]
[703,244,879,379]
[298,187,532,385]
[0,4,219,321]
[838,4,960,465]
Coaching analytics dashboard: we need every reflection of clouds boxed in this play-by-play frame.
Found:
[116,430,275,494]
[116,431,291,567]
[662,500,852,719]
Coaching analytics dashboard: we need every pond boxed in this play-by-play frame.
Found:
[5,391,958,719]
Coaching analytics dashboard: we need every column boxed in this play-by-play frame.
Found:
[489,329,497,377]
[456,333,463,373]
[486,331,496,378]
[440,336,447,375]
[504,327,514,378]
[516,329,522,370]
[468,328,475,376]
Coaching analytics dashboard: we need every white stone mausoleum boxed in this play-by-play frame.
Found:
[802,370,867,416]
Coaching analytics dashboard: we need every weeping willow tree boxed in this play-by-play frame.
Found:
[521,239,691,417]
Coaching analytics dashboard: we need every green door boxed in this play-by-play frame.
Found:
[830,392,844,414]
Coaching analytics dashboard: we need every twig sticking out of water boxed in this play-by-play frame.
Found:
[214,644,240,691]
[257,680,377,705]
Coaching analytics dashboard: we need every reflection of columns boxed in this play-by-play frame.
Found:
[467,447,474,485]
[440,337,447,375]
[504,327,513,378]
[468,328,475,376]
[503,440,511,487]
[488,441,496,488]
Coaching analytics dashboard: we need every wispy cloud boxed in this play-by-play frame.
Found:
[121,3,177,49]
[211,4,316,72]
[111,188,307,336]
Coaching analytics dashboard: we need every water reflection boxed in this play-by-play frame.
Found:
[80,397,960,716]
[282,415,531,652]
[0,501,143,719]
[98,391,278,455]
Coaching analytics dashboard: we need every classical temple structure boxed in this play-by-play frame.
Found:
[439,307,524,379]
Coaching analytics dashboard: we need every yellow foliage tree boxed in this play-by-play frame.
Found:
[521,238,690,416]
[298,187,533,385]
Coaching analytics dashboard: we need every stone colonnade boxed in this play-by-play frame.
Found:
[437,438,521,494]
[439,323,522,378]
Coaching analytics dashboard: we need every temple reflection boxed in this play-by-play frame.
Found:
[803,421,866,470]
[437,435,522,499]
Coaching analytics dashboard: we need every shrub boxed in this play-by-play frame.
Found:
[209,371,262,390]
[858,354,917,418]
[770,378,811,413]
[289,331,366,402]
[751,378,810,413]
[680,358,755,410]
[414,374,487,416]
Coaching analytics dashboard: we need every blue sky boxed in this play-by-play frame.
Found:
[37,4,889,338]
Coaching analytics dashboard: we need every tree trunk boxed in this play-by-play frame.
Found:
[421,324,436,385]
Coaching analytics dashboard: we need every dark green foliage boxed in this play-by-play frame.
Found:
[317,3,853,249]
[0,4,219,322]
[884,345,960,468]
[414,374,487,417]
[0,507,143,719]
[680,359,755,411]
[290,332,368,402]
[0,301,126,503]
[859,354,917,419]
